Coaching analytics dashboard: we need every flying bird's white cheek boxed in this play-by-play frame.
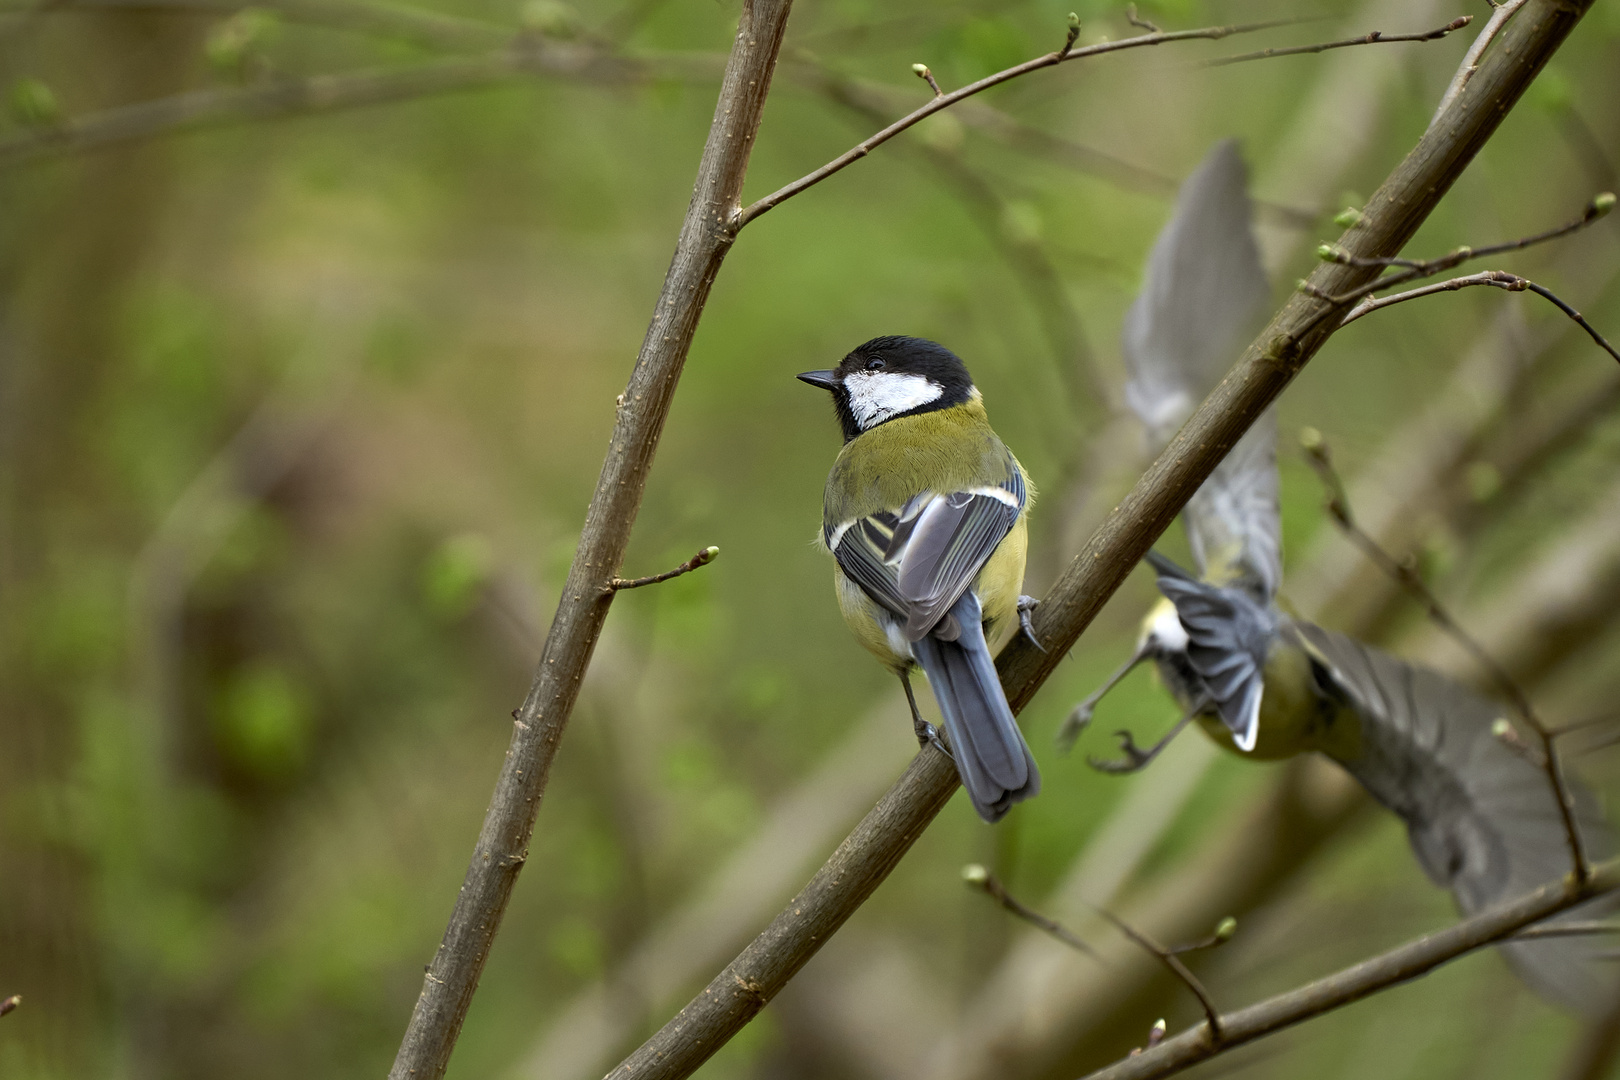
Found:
[1144,603,1189,653]
[844,372,944,430]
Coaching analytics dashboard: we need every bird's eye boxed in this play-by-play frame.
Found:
[865,358,885,371]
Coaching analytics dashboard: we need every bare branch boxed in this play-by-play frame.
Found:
[1078,859,1620,1080]
[385,4,795,1078]
[1433,0,1531,125]
[1300,431,1589,882]
[961,864,1101,961]
[1336,270,1620,364]
[801,60,1105,409]
[0,0,511,51]
[605,5,1598,1079]
[962,865,1228,1038]
[731,18,1300,231]
[607,546,719,592]
[1126,5,1160,34]
[1304,191,1616,316]
[0,42,666,171]
[1203,15,1471,67]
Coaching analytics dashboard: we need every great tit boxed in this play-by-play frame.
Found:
[1066,139,1617,1012]
[799,335,1040,823]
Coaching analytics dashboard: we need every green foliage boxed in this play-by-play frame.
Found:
[8,76,59,127]
[214,662,315,778]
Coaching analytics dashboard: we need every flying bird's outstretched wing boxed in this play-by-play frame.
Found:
[1298,623,1619,1014]
[1123,139,1278,598]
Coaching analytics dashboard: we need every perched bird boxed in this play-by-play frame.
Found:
[800,335,1040,822]
[1069,140,1616,1012]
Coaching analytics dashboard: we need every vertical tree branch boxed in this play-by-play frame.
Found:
[604,3,1594,1077]
[385,3,794,1077]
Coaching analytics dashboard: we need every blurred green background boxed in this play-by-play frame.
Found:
[2,0,1619,1077]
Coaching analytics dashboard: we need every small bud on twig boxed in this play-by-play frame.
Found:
[1214,916,1238,943]
[911,63,944,97]
[1298,426,1324,452]
[1333,207,1365,228]
[1063,13,1082,52]
[961,863,990,886]
[0,994,19,1018]
[1594,192,1617,217]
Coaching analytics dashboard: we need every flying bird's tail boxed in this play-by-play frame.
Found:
[912,590,1040,823]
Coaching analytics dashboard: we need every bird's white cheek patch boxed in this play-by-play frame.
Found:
[844,372,944,430]
[1145,604,1189,653]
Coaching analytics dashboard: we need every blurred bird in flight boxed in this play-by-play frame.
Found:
[1066,140,1616,1012]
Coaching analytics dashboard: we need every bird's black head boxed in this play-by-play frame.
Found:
[797,335,977,443]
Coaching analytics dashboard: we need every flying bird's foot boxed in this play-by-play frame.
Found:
[1088,709,1196,774]
[1017,595,1046,653]
[1088,730,1168,774]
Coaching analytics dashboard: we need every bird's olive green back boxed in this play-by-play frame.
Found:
[822,400,1028,528]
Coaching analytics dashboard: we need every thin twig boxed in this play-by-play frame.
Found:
[1511,920,1620,940]
[1078,859,1620,1080]
[0,995,18,1018]
[607,546,719,592]
[1126,5,1160,34]
[604,5,1597,1077]
[804,61,1105,409]
[1432,0,1530,126]
[1337,270,1620,364]
[1300,432,1590,883]
[1203,15,1471,67]
[961,865,1100,960]
[1302,192,1615,318]
[731,18,1300,231]
[0,42,666,171]
[0,0,511,51]
[1085,905,1225,1041]
[963,865,1226,1038]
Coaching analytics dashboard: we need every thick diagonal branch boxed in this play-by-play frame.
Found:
[604,4,1594,1080]
[385,4,794,1078]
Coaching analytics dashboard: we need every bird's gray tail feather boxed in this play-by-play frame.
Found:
[912,591,1040,823]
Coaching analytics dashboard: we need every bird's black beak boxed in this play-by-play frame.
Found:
[796,369,839,391]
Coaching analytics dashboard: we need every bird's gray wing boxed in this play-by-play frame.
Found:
[829,469,1026,642]
[1122,139,1271,445]
[827,509,909,619]
[1297,622,1618,1014]
[1123,139,1279,597]
[1144,551,1274,750]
